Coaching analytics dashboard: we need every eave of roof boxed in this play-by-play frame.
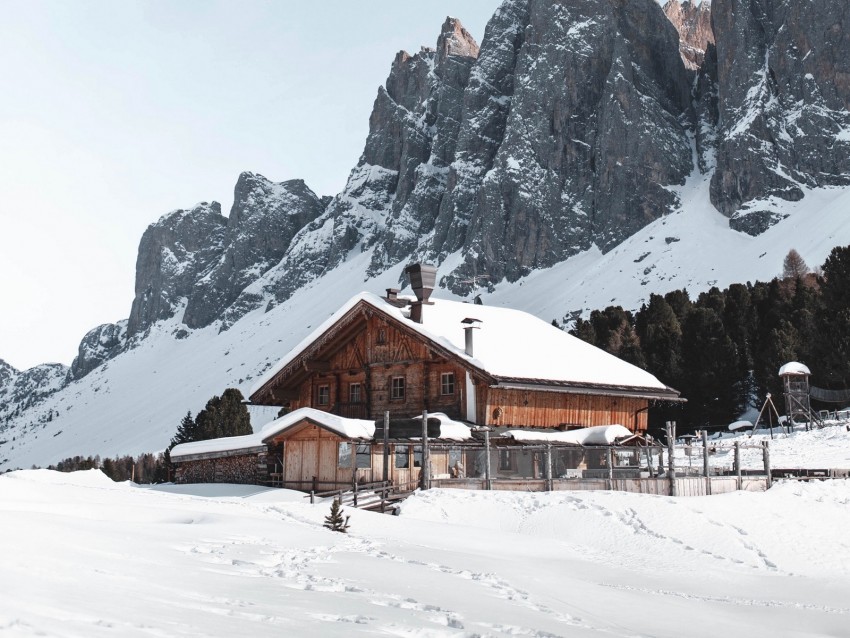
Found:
[491,379,683,401]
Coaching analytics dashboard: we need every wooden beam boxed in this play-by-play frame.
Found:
[303,360,330,373]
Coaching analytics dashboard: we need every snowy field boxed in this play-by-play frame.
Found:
[684,423,850,472]
[2,469,850,637]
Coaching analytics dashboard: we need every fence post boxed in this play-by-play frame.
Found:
[762,440,772,489]
[382,410,390,485]
[545,444,553,491]
[353,473,359,507]
[702,429,711,496]
[484,429,492,490]
[667,422,677,497]
[607,447,614,491]
[421,410,431,490]
[734,441,742,490]
[310,490,315,505]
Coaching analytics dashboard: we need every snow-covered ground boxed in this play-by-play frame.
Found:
[2,468,850,637]
[703,422,850,471]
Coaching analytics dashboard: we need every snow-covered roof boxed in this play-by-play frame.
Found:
[728,420,754,432]
[170,432,266,460]
[260,407,376,442]
[408,413,473,441]
[171,408,472,460]
[502,424,633,445]
[251,292,674,399]
[779,361,811,376]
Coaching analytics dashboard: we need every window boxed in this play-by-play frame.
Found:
[391,376,406,401]
[339,442,371,468]
[356,444,371,469]
[349,383,362,404]
[440,372,455,395]
[413,445,423,468]
[395,446,409,469]
[317,384,330,406]
[449,449,464,478]
[499,450,515,471]
[338,442,352,468]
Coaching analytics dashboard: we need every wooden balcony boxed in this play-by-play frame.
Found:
[333,402,369,420]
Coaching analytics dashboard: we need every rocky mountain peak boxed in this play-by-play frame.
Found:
[0,359,17,389]
[436,17,480,68]
[127,201,228,336]
[662,0,714,70]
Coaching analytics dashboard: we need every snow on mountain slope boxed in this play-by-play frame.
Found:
[483,174,850,323]
[3,175,850,471]
[1,469,849,636]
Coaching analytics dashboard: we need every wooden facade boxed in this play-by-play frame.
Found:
[253,309,471,422]
[251,299,672,434]
[264,418,464,490]
[482,387,650,432]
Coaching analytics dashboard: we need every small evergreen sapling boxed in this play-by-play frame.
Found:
[323,498,350,533]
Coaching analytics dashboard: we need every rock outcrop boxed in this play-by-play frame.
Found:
[662,1,714,70]
[709,0,850,234]
[0,362,68,426]
[128,202,228,336]
[69,321,128,381]
[182,173,326,329]
[439,0,693,288]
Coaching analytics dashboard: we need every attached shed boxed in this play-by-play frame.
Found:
[170,407,473,490]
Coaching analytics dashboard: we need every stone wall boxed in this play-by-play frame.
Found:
[174,452,268,485]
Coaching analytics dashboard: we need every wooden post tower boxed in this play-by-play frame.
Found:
[779,362,814,429]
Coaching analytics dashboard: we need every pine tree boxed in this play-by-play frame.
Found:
[220,388,252,436]
[169,411,197,449]
[570,317,596,345]
[192,388,252,440]
[323,498,350,533]
[815,245,850,387]
[635,294,682,384]
[680,307,741,427]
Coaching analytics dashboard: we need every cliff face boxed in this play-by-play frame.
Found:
[440,0,693,287]
[266,0,695,293]
[127,201,228,337]
[182,173,326,329]
[708,0,850,234]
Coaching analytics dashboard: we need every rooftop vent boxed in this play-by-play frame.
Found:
[384,288,407,308]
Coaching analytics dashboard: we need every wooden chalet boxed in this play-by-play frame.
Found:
[249,264,679,432]
[171,264,682,491]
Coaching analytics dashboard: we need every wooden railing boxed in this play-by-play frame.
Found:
[332,402,369,419]
[307,478,420,512]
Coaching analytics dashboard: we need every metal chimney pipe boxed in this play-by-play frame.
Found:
[461,318,481,356]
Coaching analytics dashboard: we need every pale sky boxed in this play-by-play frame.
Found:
[0,0,501,371]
